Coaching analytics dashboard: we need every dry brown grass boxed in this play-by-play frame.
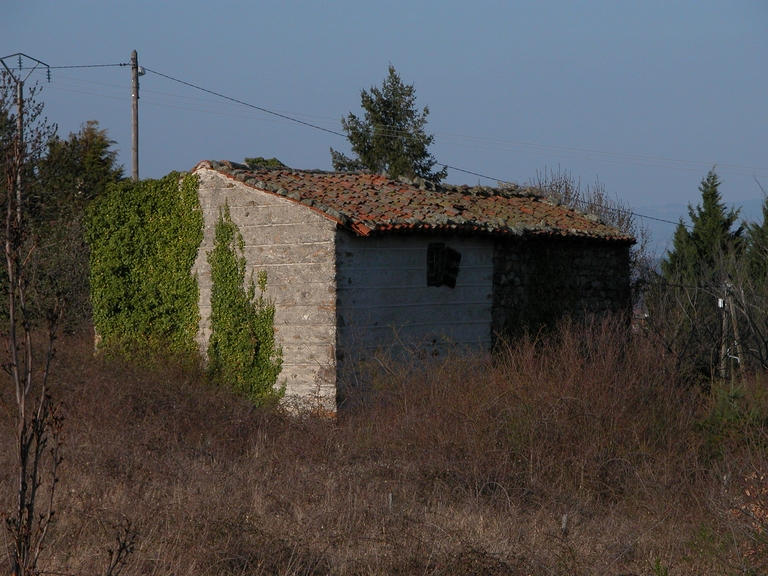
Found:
[2,320,768,575]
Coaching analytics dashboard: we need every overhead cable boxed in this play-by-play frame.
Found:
[142,67,346,138]
[18,61,758,229]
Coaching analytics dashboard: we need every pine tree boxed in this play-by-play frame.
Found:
[652,169,744,378]
[746,196,768,281]
[661,169,743,284]
[331,65,447,183]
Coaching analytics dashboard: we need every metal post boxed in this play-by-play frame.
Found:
[15,79,23,225]
[0,54,50,224]
[131,50,139,181]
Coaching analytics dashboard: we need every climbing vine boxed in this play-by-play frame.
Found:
[86,172,203,356]
[207,204,284,404]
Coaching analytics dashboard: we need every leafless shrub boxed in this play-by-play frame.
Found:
[1,69,64,576]
[3,317,768,574]
[527,167,653,306]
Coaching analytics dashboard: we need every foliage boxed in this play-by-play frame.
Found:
[746,192,768,281]
[0,74,56,219]
[643,169,768,378]
[696,380,768,462]
[0,82,14,191]
[10,320,768,574]
[26,212,93,331]
[207,204,283,405]
[661,169,743,284]
[86,172,203,356]
[33,120,124,225]
[0,75,124,330]
[25,121,125,330]
[330,65,447,183]
[647,170,744,377]
[243,156,286,168]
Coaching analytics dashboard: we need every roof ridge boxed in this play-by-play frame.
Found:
[196,160,634,244]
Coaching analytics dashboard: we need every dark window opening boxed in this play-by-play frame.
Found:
[427,243,461,288]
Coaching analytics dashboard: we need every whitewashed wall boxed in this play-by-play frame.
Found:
[335,230,494,360]
[193,168,338,410]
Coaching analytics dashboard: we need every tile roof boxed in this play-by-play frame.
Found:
[194,160,635,243]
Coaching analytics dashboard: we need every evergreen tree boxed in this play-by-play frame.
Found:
[661,169,743,284]
[331,65,447,183]
[746,195,768,281]
[0,75,123,328]
[651,169,744,378]
[33,120,124,225]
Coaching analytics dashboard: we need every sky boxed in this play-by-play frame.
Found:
[3,1,768,253]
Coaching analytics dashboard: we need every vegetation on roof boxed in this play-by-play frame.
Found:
[199,160,634,243]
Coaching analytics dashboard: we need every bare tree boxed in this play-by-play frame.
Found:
[524,166,653,307]
[526,166,650,257]
[1,71,62,576]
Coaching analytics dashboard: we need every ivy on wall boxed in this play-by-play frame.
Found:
[207,204,284,404]
[86,172,203,355]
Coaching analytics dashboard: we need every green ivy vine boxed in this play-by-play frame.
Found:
[86,172,203,356]
[207,204,284,404]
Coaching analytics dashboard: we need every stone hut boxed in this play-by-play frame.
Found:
[192,160,634,409]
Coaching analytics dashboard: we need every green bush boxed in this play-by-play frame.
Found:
[207,203,283,404]
[86,172,203,356]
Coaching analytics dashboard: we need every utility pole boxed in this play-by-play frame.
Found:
[14,79,23,224]
[131,50,140,181]
[726,283,742,382]
[719,289,728,380]
[0,54,49,225]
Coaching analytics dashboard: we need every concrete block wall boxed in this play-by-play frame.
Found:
[192,168,338,410]
[335,231,494,398]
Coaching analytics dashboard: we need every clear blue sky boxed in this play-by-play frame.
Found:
[3,1,768,250]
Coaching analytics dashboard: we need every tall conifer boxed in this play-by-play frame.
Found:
[661,169,743,284]
[331,66,447,183]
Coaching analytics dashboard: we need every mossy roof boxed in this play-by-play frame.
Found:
[194,160,635,243]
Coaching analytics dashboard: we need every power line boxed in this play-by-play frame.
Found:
[25,64,768,181]
[439,164,503,183]
[8,60,758,230]
[435,131,768,177]
[631,213,684,227]
[439,164,687,228]
[127,67,699,229]
[48,63,128,69]
[31,64,695,228]
[142,67,346,138]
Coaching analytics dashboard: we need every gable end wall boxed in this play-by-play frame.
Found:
[193,168,338,410]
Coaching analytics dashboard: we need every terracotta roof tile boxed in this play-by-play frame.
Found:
[194,160,635,243]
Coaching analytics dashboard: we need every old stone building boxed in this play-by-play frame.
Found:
[191,160,634,409]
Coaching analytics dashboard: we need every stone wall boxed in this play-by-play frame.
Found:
[491,238,632,339]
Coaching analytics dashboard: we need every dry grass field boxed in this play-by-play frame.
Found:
[2,319,768,575]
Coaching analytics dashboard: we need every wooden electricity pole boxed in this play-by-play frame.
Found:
[131,50,140,181]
